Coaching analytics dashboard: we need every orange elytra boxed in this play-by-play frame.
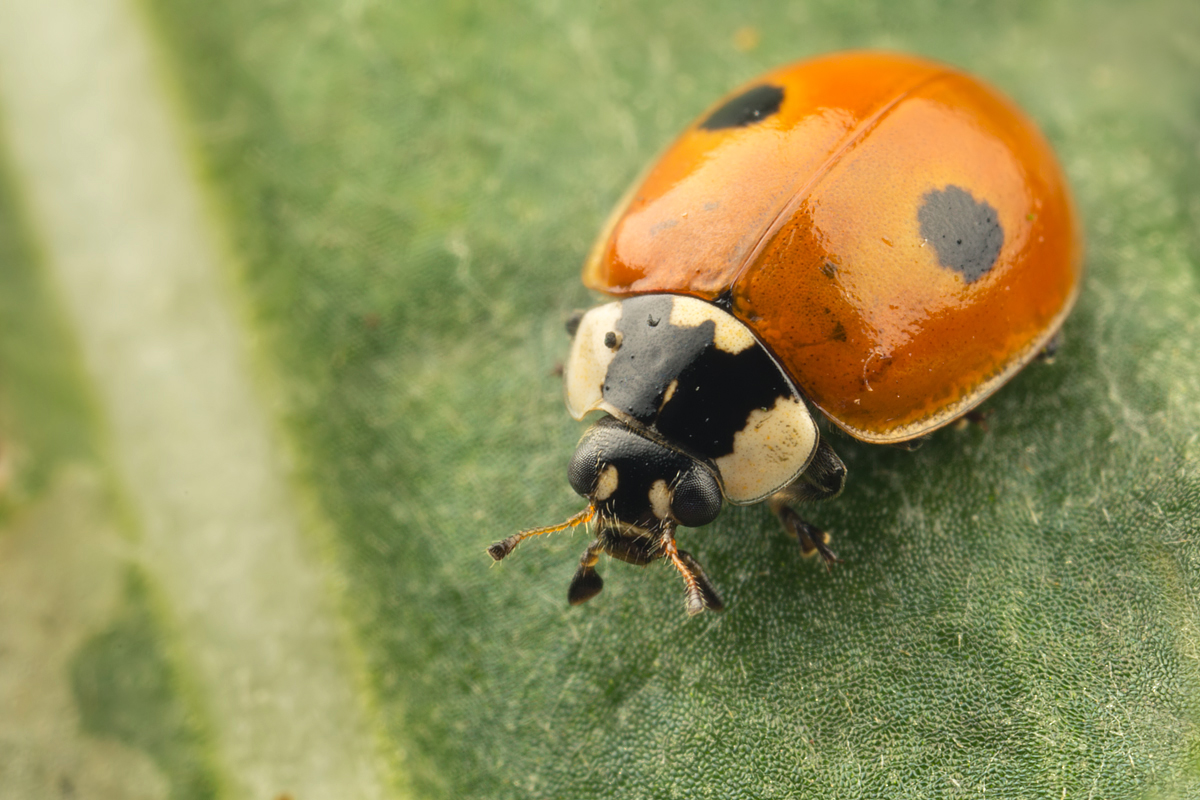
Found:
[491,51,1082,615]
[585,50,1081,442]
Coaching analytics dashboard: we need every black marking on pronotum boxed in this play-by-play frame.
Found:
[601,296,793,462]
[918,185,1004,283]
[655,340,792,462]
[700,84,785,130]
[603,296,711,422]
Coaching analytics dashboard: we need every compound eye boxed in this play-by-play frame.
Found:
[671,467,723,528]
[567,437,604,498]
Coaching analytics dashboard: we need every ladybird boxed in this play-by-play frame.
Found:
[490,51,1082,615]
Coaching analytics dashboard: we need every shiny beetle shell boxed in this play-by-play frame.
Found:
[583,50,1082,442]
[491,51,1082,616]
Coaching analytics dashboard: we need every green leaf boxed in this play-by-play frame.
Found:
[3,0,1200,797]
[72,568,221,800]
[0,95,220,799]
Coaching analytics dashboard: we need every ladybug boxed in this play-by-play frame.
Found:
[489,51,1082,615]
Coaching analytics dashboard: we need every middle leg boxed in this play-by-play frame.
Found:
[769,438,846,568]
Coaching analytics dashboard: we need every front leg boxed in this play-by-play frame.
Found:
[659,524,725,615]
[568,539,606,605]
[568,529,663,605]
[769,438,845,568]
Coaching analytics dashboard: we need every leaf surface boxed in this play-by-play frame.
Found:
[3,0,1200,797]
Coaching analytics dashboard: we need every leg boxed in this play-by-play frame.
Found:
[660,525,724,615]
[675,549,724,614]
[568,539,606,605]
[769,438,845,568]
[771,500,841,567]
[569,527,662,606]
[890,435,929,451]
[953,407,995,432]
[784,438,846,503]
[1037,329,1063,363]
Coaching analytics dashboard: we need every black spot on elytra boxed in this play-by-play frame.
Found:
[919,185,1004,283]
[700,84,784,130]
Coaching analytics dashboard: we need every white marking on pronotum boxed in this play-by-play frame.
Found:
[564,301,623,420]
[667,296,757,354]
[716,395,819,504]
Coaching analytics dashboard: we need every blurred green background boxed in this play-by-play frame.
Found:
[2,0,1199,797]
